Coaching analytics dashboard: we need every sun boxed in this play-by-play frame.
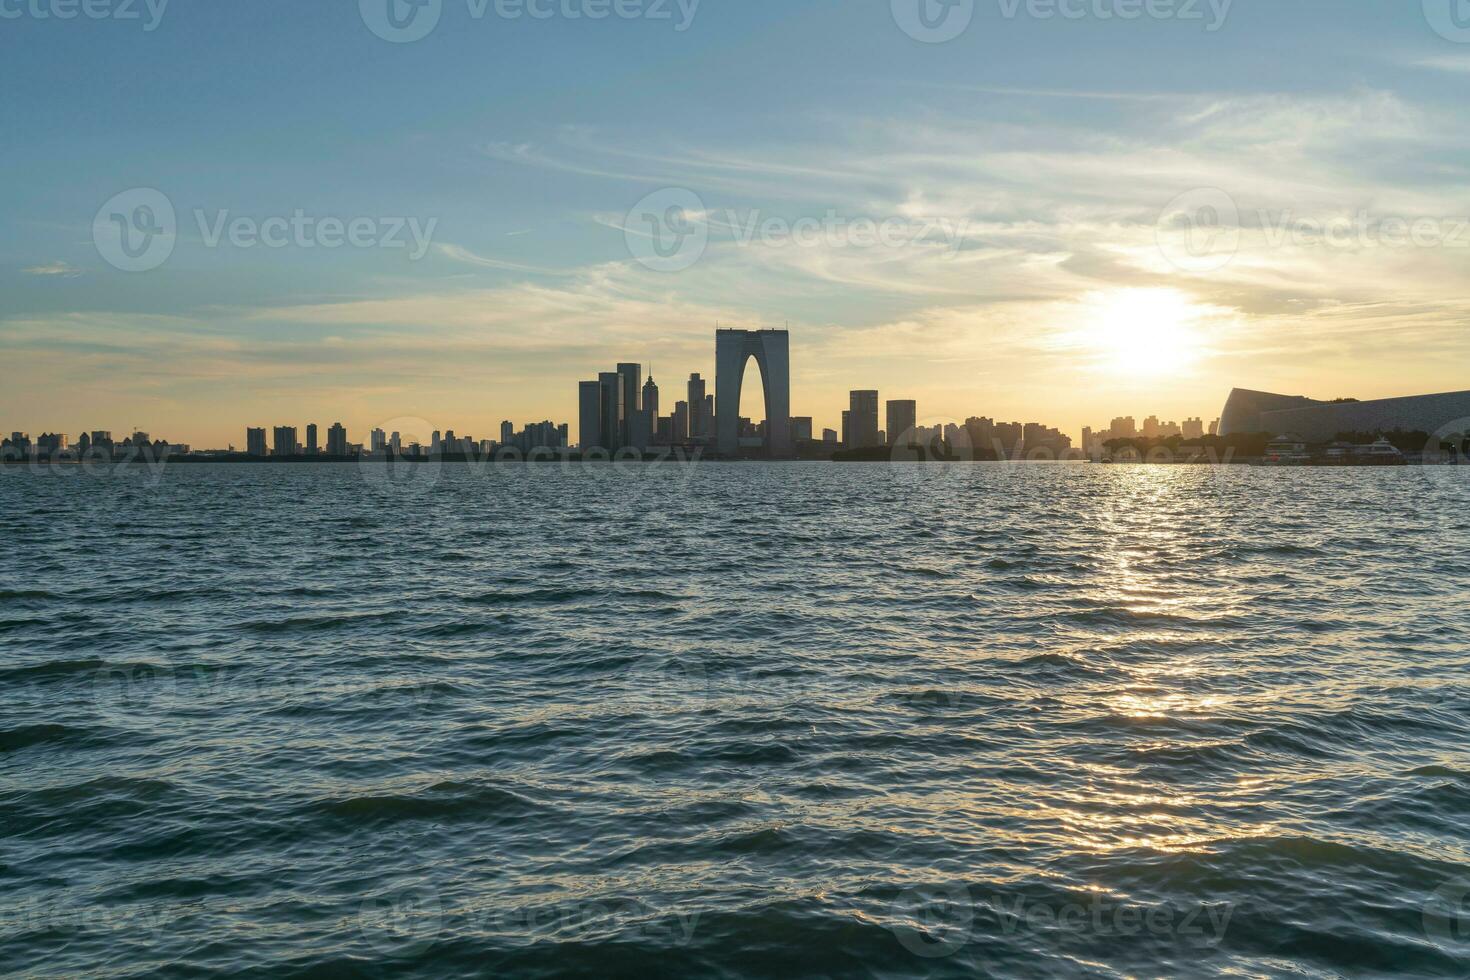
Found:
[1085,288,1203,375]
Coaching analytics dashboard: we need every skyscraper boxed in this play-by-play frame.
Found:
[579,381,603,451]
[886,400,916,447]
[273,426,298,457]
[327,423,348,456]
[687,373,706,437]
[715,329,791,457]
[501,421,514,445]
[672,400,690,443]
[371,429,387,453]
[616,363,641,447]
[306,423,319,455]
[246,427,267,457]
[790,417,813,442]
[849,390,880,449]
[643,375,660,430]
[598,372,622,451]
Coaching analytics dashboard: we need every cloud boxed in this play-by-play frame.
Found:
[23,261,82,278]
[10,87,1470,442]
[1411,54,1470,74]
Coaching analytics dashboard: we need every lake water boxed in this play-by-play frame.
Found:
[3,461,1468,977]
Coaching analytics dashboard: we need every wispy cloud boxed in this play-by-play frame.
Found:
[23,261,82,277]
[9,88,1470,442]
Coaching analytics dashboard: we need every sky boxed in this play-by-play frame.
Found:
[3,0,1470,447]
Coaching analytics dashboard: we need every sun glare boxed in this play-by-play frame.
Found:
[1087,288,1203,376]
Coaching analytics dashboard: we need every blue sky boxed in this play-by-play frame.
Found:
[3,0,1469,445]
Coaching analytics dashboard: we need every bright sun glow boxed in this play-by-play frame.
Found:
[1087,288,1203,376]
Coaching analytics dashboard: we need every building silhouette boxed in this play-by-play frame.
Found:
[715,329,791,457]
[848,390,880,449]
[886,400,916,447]
[273,426,297,457]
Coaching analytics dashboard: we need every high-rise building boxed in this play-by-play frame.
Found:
[1209,418,1220,436]
[247,427,267,457]
[822,428,838,444]
[672,400,690,443]
[273,426,298,457]
[629,409,653,451]
[306,423,319,455]
[995,422,1023,454]
[371,429,387,453]
[1183,417,1204,440]
[790,417,813,442]
[841,410,851,447]
[35,433,68,455]
[579,381,603,451]
[702,394,714,438]
[1142,415,1161,439]
[1111,416,1137,439]
[643,376,660,430]
[390,431,402,454]
[688,373,706,437]
[616,363,642,447]
[500,421,514,445]
[326,423,348,456]
[598,372,623,451]
[849,390,880,448]
[886,400,916,447]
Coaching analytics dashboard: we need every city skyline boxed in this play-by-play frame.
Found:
[6,8,1470,448]
[1,324,1234,452]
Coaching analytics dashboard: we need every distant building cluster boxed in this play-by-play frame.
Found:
[578,363,716,452]
[834,394,1075,458]
[243,419,569,458]
[1,430,189,461]
[1081,415,1216,457]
